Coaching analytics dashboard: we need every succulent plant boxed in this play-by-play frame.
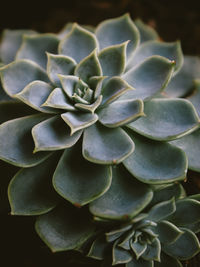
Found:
[84,183,200,267]
[0,14,200,266]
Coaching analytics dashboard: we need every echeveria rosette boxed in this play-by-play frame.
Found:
[84,184,200,267]
[0,14,199,266]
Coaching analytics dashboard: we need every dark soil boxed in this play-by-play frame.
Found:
[1,1,200,266]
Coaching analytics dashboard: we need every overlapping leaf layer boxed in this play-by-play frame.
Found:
[0,14,200,266]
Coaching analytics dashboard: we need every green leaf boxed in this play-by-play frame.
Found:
[89,165,153,220]
[167,199,200,226]
[0,101,37,125]
[8,153,60,215]
[15,81,56,114]
[0,80,12,102]
[112,241,132,265]
[122,56,174,101]
[154,253,182,267]
[53,144,112,206]
[75,50,102,82]
[163,228,200,260]
[130,241,147,259]
[123,132,187,184]
[32,116,82,152]
[16,34,59,69]
[128,98,200,141]
[127,40,183,73]
[61,112,98,135]
[165,56,200,97]
[0,29,36,64]
[150,184,185,207]
[0,59,49,96]
[134,19,159,43]
[89,76,107,99]
[83,123,135,164]
[170,129,200,172]
[47,53,76,86]
[147,198,176,222]
[98,42,128,76]
[59,23,98,63]
[0,114,51,167]
[126,258,153,267]
[187,80,200,116]
[87,236,109,260]
[96,14,139,58]
[101,77,135,105]
[141,238,161,262]
[75,95,102,113]
[42,87,76,111]
[58,75,79,99]
[98,99,144,128]
[155,220,183,244]
[35,205,95,252]
[106,225,132,243]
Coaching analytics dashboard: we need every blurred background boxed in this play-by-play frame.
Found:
[0,0,200,55]
[1,0,200,266]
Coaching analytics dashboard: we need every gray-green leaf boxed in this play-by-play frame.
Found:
[89,165,153,220]
[53,144,112,206]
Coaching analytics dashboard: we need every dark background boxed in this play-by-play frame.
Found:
[1,0,200,266]
[0,0,200,55]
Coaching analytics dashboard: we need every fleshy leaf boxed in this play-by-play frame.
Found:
[0,114,51,167]
[150,184,185,207]
[128,98,200,141]
[106,225,132,243]
[58,75,79,98]
[42,87,76,111]
[0,59,49,96]
[101,77,135,105]
[75,50,102,82]
[53,143,112,206]
[130,241,147,259]
[61,112,98,135]
[16,34,59,69]
[166,199,200,226]
[89,165,153,220]
[98,99,144,128]
[170,129,200,172]
[87,236,108,260]
[165,56,200,97]
[89,76,107,98]
[127,40,183,73]
[59,23,98,63]
[15,81,56,114]
[123,132,187,184]
[122,56,175,101]
[112,241,132,265]
[8,153,60,215]
[126,258,153,267]
[187,80,200,116]
[0,29,36,64]
[32,116,82,152]
[75,95,102,113]
[0,101,37,125]
[83,123,135,164]
[47,53,76,86]
[98,42,127,76]
[134,19,159,43]
[155,220,183,244]
[163,228,200,260]
[141,238,161,261]
[155,253,182,267]
[146,198,176,222]
[35,205,95,252]
[96,14,139,58]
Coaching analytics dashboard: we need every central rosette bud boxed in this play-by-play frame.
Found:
[72,80,94,105]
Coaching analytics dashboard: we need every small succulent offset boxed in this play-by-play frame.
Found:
[86,184,200,267]
[0,14,200,266]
